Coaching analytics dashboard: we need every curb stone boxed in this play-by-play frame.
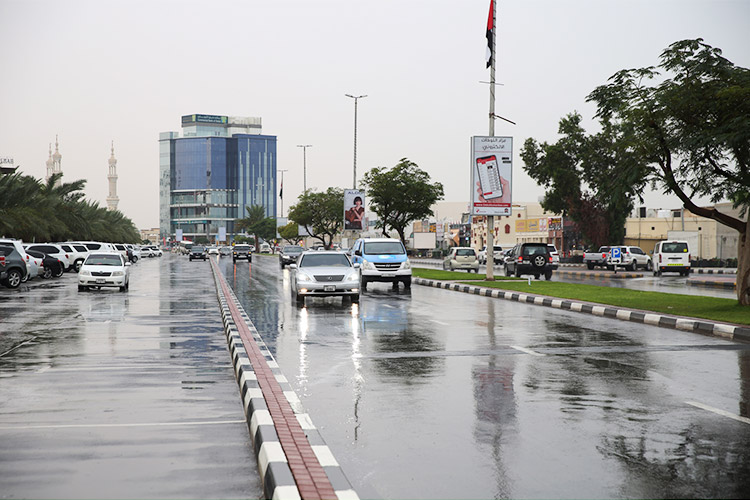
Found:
[210,262,358,500]
[413,278,750,343]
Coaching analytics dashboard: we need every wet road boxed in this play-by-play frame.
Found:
[0,256,260,499]
[221,255,750,499]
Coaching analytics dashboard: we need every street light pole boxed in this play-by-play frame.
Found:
[296,145,312,192]
[345,94,367,188]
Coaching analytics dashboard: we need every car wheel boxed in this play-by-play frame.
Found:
[78,285,85,292]
[351,293,360,304]
[442,262,448,270]
[361,276,368,291]
[646,260,653,271]
[515,267,522,278]
[4,269,22,288]
[587,262,594,270]
[295,293,305,306]
[545,271,552,280]
[53,267,64,278]
[21,272,29,283]
[629,261,637,272]
[403,276,411,288]
[43,267,52,279]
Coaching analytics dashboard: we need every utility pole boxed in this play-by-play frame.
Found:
[485,0,497,281]
[345,94,367,188]
[296,145,312,192]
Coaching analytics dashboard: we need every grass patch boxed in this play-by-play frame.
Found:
[452,279,748,325]
[412,268,520,281]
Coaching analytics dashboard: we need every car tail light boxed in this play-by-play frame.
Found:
[549,256,553,263]
[25,254,29,261]
[688,254,691,261]
[602,253,606,259]
[65,254,69,259]
[518,256,523,262]
[659,254,662,263]
[0,256,5,266]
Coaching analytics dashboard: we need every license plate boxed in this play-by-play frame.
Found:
[324,285,335,292]
[382,273,395,278]
[96,278,105,284]
[667,263,683,266]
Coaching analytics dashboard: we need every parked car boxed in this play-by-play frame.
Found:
[70,241,116,253]
[606,246,652,271]
[443,247,480,272]
[59,243,89,271]
[547,244,560,270]
[652,240,691,276]
[583,246,610,270]
[0,244,28,289]
[24,243,72,272]
[189,246,208,261]
[144,245,163,257]
[279,245,304,268]
[20,249,43,282]
[290,251,360,306]
[259,243,272,253]
[478,245,504,265]
[25,249,63,279]
[232,244,253,262]
[78,252,131,292]
[504,242,555,280]
[349,238,411,290]
[0,238,33,279]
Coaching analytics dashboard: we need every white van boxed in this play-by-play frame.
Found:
[653,240,691,276]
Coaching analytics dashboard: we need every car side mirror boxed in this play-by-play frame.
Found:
[355,250,362,256]
[289,264,297,269]
[125,262,132,266]
[353,263,361,269]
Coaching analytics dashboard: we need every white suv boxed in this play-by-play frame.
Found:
[606,246,652,271]
[653,240,691,276]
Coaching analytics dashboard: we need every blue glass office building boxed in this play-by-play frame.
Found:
[159,114,277,243]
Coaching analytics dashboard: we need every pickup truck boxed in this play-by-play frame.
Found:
[583,246,610,270]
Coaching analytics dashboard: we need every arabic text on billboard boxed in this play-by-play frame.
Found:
[181,114,228,124]
[470,136,513,217]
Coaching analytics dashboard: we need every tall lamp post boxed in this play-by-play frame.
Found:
[345,94,367,188]
[296,145,312,192]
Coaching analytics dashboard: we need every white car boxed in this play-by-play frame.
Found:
[653,240,691,276]
[60,242,90,271]
[606,245,652,271]
[478,245,504,265]
[290,251,360,306]
[547,244,560,270]
[78,252,131,292]
[208,247,220,256]
[443,247,480,272]
[25,243,72,271]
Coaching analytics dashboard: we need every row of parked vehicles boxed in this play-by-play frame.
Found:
[0,238,162,289]
[582,240,692,275]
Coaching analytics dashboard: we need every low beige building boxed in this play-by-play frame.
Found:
[624,202,743,259]
[140,227,160,244]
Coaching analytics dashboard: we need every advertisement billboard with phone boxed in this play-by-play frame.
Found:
[471,136,512,216]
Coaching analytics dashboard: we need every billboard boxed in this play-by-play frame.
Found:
[175,229,183,242]
[218,227,227,242]
[471,136,512,216]
[344,189,365,230]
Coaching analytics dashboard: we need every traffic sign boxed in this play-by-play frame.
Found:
[611,247,621,264]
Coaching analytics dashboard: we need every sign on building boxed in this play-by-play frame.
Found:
[470,136,513,216]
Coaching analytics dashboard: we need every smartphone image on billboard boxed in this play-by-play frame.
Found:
[476,155,503,199]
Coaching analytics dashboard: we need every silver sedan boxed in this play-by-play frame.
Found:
[289,251,360,306]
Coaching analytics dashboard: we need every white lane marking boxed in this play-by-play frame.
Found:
[0,419,247,431]
[383,304,396,309]
[686,401,750,425]
[510,345,545,357]
[432,320,450,326]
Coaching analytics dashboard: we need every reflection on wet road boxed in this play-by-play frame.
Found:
[221,255,750,499]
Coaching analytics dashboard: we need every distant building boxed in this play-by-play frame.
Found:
[106,142,119,211]
[158,114,277,243]
[139,227,160,244]
[45,135,63,186]
[0,156,18,175]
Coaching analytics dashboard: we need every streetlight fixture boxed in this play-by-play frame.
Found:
[345,94,367,188]
[296,144,312,192]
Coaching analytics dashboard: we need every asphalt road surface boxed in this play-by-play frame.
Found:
[220,255,750,499]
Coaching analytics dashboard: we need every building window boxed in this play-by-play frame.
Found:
[505,224,510,234]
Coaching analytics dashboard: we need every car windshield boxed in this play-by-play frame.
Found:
[456,249,475,256]
[523,245,547,256]
[234,245,250,251]
[284,246,304,254]
[300,254,351,268]
[191,247,205,252]
[363,241,405,255]
[85,255,122,266]
[662,242,689,253]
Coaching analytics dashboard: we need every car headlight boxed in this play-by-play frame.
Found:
[362,260,376,270]
[80,270,90,276]
[112,271,124,276]
[400,260,411,270]
[297,272,313,281]
[345,272,359,282]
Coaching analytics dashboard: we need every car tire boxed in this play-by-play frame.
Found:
[442,262,448,270]
[629,261,637,272]
[4,269,22,289]
[403,276,411,288]
[43,267,52,279]
[361,276,368,291]
[515,267,522,278]
[646,260,653,271]
[351,293,360,304]
[295,293,305,306]
[53,267,64,278]
[587,262,595,270]
[545,271,552,280]
[78,285,85,292]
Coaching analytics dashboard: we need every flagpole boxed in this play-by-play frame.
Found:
[485,0,497,281]
[279,169,288,218]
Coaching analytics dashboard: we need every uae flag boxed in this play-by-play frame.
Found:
[485,0,494,68]
[279,179,283,199]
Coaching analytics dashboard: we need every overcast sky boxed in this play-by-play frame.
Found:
[1,0,748,229]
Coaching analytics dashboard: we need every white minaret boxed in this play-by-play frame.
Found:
[45,135,63,186]
[106,141,119,211]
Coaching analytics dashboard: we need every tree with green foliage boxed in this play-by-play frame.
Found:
[360,158,444,244]
[278,222,303,245]
[0,172,140,243]
[586,38,750,304]
[235,205,276,248]
[521,113,648,248]
[287,188,344,249]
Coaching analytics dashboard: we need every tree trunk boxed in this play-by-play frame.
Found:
[738,218,750,305]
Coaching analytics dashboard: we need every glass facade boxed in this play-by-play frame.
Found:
[159,128,277,243]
